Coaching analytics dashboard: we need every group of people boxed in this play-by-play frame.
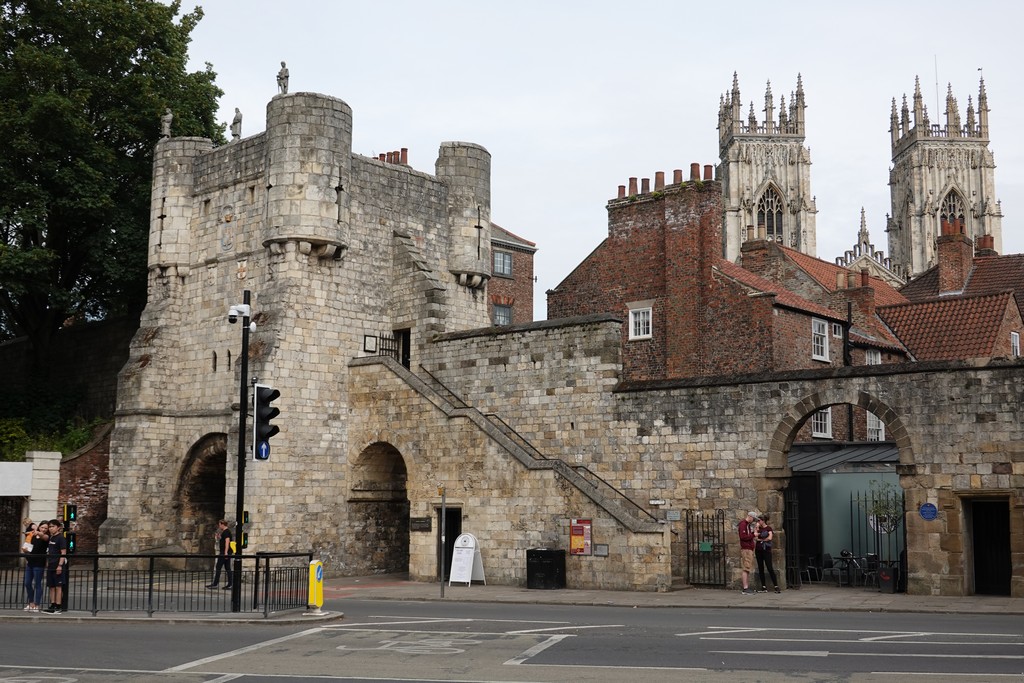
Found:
[737,510,780,594]
[21,518,69,613]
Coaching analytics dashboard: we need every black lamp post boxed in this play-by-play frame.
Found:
[228,290,252,613]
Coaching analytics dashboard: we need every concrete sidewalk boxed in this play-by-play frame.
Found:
[4,574,1022,622]
[326,573,1024,615]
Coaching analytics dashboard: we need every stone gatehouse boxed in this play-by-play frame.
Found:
[102,88,1024,596]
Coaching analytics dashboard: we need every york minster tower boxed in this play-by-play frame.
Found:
[718,73,817,262]
[887,76,1002,278]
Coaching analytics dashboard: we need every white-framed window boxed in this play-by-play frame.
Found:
[867,412,885,441]
[832,322,843,338]
[812,318,829,361]
[493,251,512,277]
[629,307,652,340]
[493,304,512,326]
[865,348,881,365]
[811,408,832,438]
[1012,331,1021,358]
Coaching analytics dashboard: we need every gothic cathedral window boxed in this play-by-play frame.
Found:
[757,187,784,242]
[940,191,967,233]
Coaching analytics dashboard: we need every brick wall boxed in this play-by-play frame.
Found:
[488,244,535,324]
[58,424,111,554]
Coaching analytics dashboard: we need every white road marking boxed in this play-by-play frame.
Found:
[161,627,324,672]
[504,634,574,665]
[205,675,245,682]
[711,649,1024,660]
[369,615,568,624]
[323,618,474,628]
[506,624,624,634]
[700,636,1023,646]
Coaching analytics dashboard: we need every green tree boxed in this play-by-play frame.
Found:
[0,0,224,363]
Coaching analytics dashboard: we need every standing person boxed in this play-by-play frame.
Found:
[755,514,781,593]
[206,520,233,589]
[43,519,67,614]
[23,521,48,611]
[21,520,36,610]
[738,510,758,595]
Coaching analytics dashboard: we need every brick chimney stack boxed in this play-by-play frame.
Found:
[975,233,998,257]
[936,218,974,293]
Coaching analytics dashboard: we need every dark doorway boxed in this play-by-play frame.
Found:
[437,507,462,581]
[395,328,411,369]
[972,499,1010,595]
[349,442,410,574]
[174,434,227,567]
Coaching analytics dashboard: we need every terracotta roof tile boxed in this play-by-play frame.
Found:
[490,222,537,250]
[716,260,844,321]
[779,245,907,306]
[878,291,1014,360]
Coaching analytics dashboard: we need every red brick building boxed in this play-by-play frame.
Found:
[488,224,536,325]
[546,164,848,385]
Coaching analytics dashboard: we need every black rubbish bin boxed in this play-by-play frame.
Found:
[878,565,899,593]
[526,548,566,589]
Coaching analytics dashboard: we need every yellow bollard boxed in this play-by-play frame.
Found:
[307,560,324,614]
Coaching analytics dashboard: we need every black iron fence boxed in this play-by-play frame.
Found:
[685,509,727,586]
[0,551,314,617]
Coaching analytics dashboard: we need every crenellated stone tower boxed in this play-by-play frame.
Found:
[887,76,1002,279]
[102,90,493,561]
[718,72,817,263]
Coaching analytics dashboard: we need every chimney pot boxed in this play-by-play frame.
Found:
[861,268,870,287]
[618,185,626,199]
[400,147,408,164]
[703,164,713,180]
[689,162,700,181]
[757,223,766,240]
[847,273,857,288]
[836,272,846,289]
[641,178,651,194]
[378,153,386,162]
[746,225,754,241]
[628,177,638,195]
[654,171,665,191]
[673,169,683,184]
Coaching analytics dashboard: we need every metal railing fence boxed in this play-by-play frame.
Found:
[0,551,313,617]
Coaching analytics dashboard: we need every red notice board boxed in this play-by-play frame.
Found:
[570,518,592,555]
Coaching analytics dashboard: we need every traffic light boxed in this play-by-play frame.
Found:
[240,531,249,549]
[63,504,77,523]
[65,531,77,554]
[253,384,280,460]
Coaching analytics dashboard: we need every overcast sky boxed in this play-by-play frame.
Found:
[179,1,1024,319]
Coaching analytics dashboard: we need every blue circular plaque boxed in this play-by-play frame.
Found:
[919,502,938,521]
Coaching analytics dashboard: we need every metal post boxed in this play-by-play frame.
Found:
[439,485,446,599]
[232,289,251,613]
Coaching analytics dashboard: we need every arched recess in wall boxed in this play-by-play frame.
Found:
[767,387,914,580]
[174,433,227,566]
[940,189,968,232]
[348,441,410,574]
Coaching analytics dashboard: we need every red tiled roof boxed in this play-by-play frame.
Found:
[965,254,1024,303]
[490,222,537,250]
[716,260,844,321]
[878,291,1015,360]
[779,245,907,306]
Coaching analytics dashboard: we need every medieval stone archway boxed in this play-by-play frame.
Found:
[348,441,410,575]
[173,433,227,564]
[765,386,913,587]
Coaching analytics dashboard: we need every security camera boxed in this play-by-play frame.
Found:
[227,303,250,324]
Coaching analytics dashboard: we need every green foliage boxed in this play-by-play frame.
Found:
[861,480,904,534]
[0,415,104,462]
[0,0,224,348]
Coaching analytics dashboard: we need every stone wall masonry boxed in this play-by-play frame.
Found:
[421,317,1024,594]
[106,91,495,565]
[347,359,671,590]
[58,423,112,554]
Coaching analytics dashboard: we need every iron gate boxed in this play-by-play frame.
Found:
[783,491,801,588]
[685,509,726,586]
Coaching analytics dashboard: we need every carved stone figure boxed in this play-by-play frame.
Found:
[277,61,289,94]
[160,108,173,138]
[230,108,242,141]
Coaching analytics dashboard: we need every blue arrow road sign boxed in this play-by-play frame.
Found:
[256,441,270,460]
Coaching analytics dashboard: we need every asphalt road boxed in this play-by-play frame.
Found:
[1,599,1022,682]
